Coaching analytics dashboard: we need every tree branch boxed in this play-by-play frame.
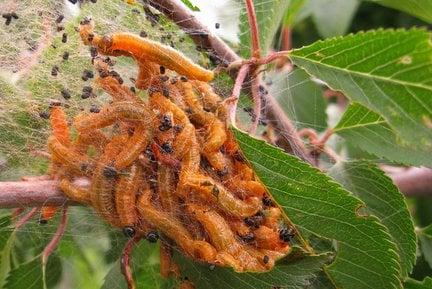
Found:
[0,179,86,208]
[384,166,432,197]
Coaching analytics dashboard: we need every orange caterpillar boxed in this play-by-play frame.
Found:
[44,20,297,289]
[41,105,71,223]
[80,19,214,82]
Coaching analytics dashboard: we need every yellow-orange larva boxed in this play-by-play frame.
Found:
[157,165,177,214]
[95,75,140,102]
[192,81,222,112]
[137,191,195,256]
[49,106,71,146]
[114,124,152,170]
[186,203,264,272]
[74,101,152,133]
[59,178,91,204]
[115,163,142,229]
[136,62,159,89]
[47,136,92,175]
[80,21,213,82]
[91,135,128,227]
[74,130,109,155]
[185,174,261,218]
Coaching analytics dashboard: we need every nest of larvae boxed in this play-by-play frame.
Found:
[46,19,294,274]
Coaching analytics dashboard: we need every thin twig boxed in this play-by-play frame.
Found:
[14,207,38,230]
[248,76,261,133]
[121,235,141,289]
[42,206,68,266]
[226,64,251,125]
[244,0,261,59]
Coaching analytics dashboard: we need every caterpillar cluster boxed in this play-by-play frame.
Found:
[46,19,293,277]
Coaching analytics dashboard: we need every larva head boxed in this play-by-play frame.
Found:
[122,226,136,238]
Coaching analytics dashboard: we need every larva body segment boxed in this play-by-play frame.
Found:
[137,191,194,255]
[49,106,71,146]
[203,118,227,154]
[186,204,264,272]
[95,76,140,102]
[74,130,109,155]
[136,62,159,89]
[40,206,58,223]
[114,124,151,170]
[192,81,222,112]
[225,180,266,198]
[74,101,152,132]
[91,135,128,227]
[185,174,260,218]
[157,165,177,214]
[115,163,142,228]
[59,178,91,204]
[47,136,92,175]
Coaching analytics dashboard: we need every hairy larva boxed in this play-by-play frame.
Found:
[137,191,196,256]
[172,123,194,159]
[74,130,109,155]
[136,62,159,89]
[47,136,92,175]
[115,163,142,230]
[95,76,140,102]
[114,124,151,170]
[49,106,71,146]
[150,91,189,126]
[225,180,266,198]
[192,81,222,112]
[40,206,58,224]
[157,165,177,214]
[178,132,200,190]
[74,101,152,132]
[203,118,227,155]
[186,204,264,272]
[151,142,181,168]
[91,135,128,227]
[185,174,260,218]
[59,178,91,204]
[43,106,72,222]
[80,22,214,82]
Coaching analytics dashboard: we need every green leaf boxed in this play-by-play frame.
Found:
[311,0,360,38]
[233,127,401,289]
[283,0,307,26]
[175,251,331,289]
[290,29,432,151]
[0,215,13,288]
[418,224,432,270]
[367,0,432,23]
[239,0,292,57]
[334,103,432,167]
[180,0,200,11]
[101,241,173,289]
[4,254,62,289]
[329,161,417,277]
[404,277,432,289]
[267,68,327,131]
